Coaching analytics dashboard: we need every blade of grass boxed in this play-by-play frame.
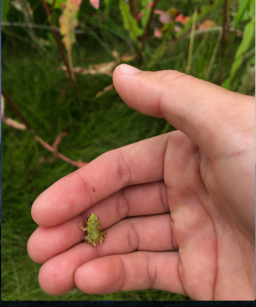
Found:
[185,7,197,75]
[205,28,222,79]
[219,0,229,84]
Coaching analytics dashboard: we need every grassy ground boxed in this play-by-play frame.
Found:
[1,0,254,301]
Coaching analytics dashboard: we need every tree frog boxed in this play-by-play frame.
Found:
[78,213,107,247]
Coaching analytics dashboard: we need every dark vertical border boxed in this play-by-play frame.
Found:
[0,0,2,298]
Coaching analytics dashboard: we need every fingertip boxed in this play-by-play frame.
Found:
[27,232,37,263]
[31,199,40,225]
[113,64,141,92]
[31,187,53,226]
[27,226,53,264]
[30,171,88,227]
[114,64,141,76]
[75,256,124,294]
[38,261,75,295]
[119,64,141,75]
[30,199,55,228]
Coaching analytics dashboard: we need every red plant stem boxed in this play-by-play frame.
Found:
[219,0,228,85]
[141,0,159,52]
[129,0,135,18]
[1,89,34,133]
[35,136,86,168]
[2,89,86,168]
[50,131,68,163]
[40,0,73,82]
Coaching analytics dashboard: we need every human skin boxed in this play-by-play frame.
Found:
[27,64,255,300]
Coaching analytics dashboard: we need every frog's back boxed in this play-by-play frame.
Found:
[90,223,99,240]
[87,213,100,241]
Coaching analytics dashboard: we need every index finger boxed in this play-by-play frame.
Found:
[31,133,169,227]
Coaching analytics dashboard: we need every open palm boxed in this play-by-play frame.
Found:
[27,66,255,300]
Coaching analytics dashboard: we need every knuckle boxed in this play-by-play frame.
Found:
[116,149,131,187]
[127,221,139,252]
[150,70,195,117]
[159,181,169,212]
[154,70,190,87]
[117,189,129,220]
[146,253,156,289]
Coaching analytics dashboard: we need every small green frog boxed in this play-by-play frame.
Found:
[78,213,107,247]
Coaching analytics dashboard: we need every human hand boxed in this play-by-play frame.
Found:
[27,65,255,300]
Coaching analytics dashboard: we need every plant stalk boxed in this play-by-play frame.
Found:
[141,0,159,52]
[186,7,197,75]
[1,90,85,168]
[40,0,74,82]
[219,0,229,84]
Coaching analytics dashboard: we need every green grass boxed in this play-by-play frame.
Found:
[1,0,254,301]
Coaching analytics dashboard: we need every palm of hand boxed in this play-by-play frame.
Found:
[163,131,254,300]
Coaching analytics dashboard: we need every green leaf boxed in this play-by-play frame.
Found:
[46,0,66,9]
[221,78,231,90]
[231,0,251,29]
[1,0,11,28]
[162,22,175,37]
[237,61,255,94]
[141,0,151,8]
[119,0,143,43]
[59,0,82,52]
[249,0,255,18]
[222,16,255,89]
[141,7,151,30]
[229,17,255,80]
[104,0,111,14]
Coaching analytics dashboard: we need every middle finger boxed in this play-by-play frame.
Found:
[28,181,169,263]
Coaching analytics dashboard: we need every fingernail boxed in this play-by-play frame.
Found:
[119,64,141,75]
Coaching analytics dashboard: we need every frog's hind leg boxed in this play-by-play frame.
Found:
[82,235,97,247]
[99,231,107,245]
[77,219,87,232]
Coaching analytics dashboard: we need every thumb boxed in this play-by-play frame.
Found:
[113,64,254,157]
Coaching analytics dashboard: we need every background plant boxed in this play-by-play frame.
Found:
[1,0,255,301]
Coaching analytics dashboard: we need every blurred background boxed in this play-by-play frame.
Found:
[1,0,255,301]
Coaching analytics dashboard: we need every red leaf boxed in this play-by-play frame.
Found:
[137,12,143,21]
[154,27,162,38]
[175,14,190,24]
[89,0,99,9]
[154,9,165,15]
[159,12,172,24]
[199,20,216,29]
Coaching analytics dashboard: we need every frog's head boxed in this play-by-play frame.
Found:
[87,213,99,226]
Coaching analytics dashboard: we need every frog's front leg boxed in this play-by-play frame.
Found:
[78,219,87,232]
[82,235,97,247]
[99,231,107,245]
